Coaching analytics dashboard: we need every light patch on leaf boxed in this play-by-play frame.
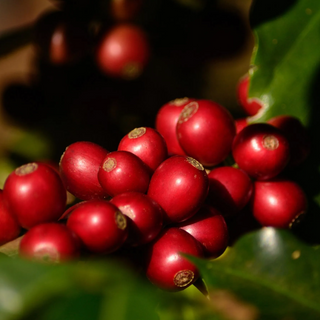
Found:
[247,94,271,123]
[291,250,301,260]
[208,289,259,320]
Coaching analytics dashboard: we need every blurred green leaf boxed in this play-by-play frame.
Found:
[0,257,161,320]
[23,290,103,320]
[0,253,233,320]
[156,284,226,320]
[191,228,320,320]
[10,130,53,161]
[0,158,16,189]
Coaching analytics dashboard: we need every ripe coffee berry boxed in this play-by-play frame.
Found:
[147,155,209,223]
[251,178,307,229]
[235,117,248,134]
[237,75,263,116]
[110,191,163,246]
[19,223,81,263]
[59,141,109,200]
[146,227,203,291]
[0,190,21,246]
[3,162,67,229]
[177,204,229,258]
[232,123,290,180]
[155,97,194,156]
[267,115,311,168]
[98,150,151,197]
[207,166,253,217]
[67,200,128,254]
[176,99,236,167]
[34,10,91,65]
[96,24,150,79]
[118,127,168,172]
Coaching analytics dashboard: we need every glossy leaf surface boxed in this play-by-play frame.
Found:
[249,0,320,126]
[192,228,320,320]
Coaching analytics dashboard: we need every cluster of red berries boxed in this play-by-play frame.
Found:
[0,77,310,292]
[35,0,148,80]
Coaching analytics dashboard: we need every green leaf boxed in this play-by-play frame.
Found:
[191,228,320,320]
[249,0,320,126]
[0,255,224,320]
[0,256,162,320]
[156,284,226,320]
[0,158,17,189]
[10,130,53,161]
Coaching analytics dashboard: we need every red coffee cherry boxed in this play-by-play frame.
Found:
[155,97,195,156]
[207,166,253,217]
[59,200,84,221]
[146,227,203,291]
[251,179,307,229]
[59,141,109,200]
[98,150,151,197]
[96,24,150,80]
[34,10,91,65]
[118,127,168,172]
[176,99,236,167]
[110,191,163,246]
[177,204,229,258]
[267,115,311,168]
[237,75,263,116]
[235,117,248,134]
[3,162,67,229]
[19,223,81,263]
[66,200,128,254]
[147,155,208,224]
[0,190,21,246]
[232,123,290,180]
